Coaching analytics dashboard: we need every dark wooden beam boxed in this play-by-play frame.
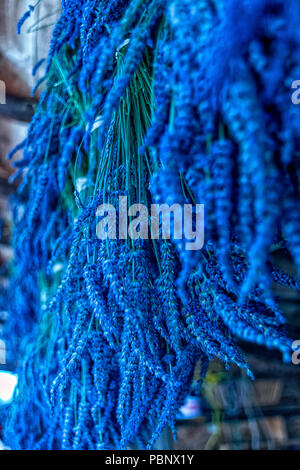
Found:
[0,94,37,123]
[0,177,17,196]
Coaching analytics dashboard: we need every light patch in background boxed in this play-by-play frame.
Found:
[0,371,18,404]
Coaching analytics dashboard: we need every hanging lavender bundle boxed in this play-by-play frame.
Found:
[3,0,300,449]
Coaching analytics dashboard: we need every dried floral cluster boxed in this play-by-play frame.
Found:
[2,0,300,450]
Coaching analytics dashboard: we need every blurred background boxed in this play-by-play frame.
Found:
[0,0,300,451]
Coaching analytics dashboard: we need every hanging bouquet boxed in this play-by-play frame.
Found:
[3,0,300,450]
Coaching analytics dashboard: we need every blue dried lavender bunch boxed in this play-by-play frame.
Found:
[3,0,300,449]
